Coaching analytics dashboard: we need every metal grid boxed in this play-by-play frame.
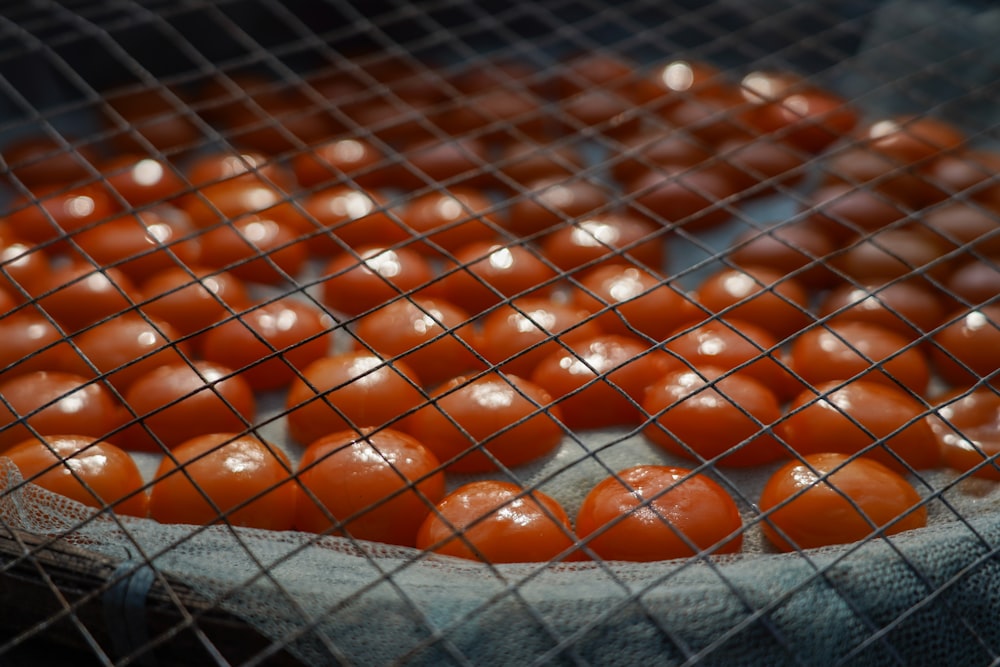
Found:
[0,0,999,665]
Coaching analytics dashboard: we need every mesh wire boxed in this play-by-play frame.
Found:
[1,0,1000,664]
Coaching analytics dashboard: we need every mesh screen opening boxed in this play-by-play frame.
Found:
[1,0,1000,665]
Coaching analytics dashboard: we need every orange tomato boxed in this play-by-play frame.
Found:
[396,189,500,256]
[576,465,743,561]
[196,216,308,285]
[538,214,665,274]
[695,266,812,341]
[33,262,143,334]
[4,435,148,517]
[149,433,296,530]
[139,265,251,344]
[320,245,438,317]
[437,241,557,315]
[929,389,1000,480]
[931,305,1000,387]
[294,428,445,546]
[417,480,581,564]
[759,452,926,552]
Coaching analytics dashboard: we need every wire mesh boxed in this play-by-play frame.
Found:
[1,0,1000,664]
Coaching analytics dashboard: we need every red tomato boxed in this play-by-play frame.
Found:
[299,187,410,255]
[538,214,665,273]
[945,259,1000,308]
[293,137,390,190]
[2,135,99,189]
[104,86,203,154]
[437,241,557,315]
[398,137,493,189]
[931,305,1000,387]
[295,428,445,546]
[805,184,909,240]
[4,435,148,517]
[505,176,611,237]
[727,222,839,290]
[818,282,947,341]
[560,89,642,139]
[352,297,483,388]
[33,262,143,335]
[139,266,251,344]
[396,189,501,257]
[530,334,676,430]
[498,142,586,187]
[320,245,438,316]
[921,150,1000,204]
[759,452,926,552]
[576,465,743,561]
[859,115,965,164]
[921,202,1000,257]
[186,150,295,191]
[5,184,118,245]
[694,266,812,341]
[610,132,714,185]
[477,299,606,378]
[402,372,563,473]
[713,137,807,194]
[645,60,735,108]
[627,166,736,231]
[820,147,927,206]
[788,322,931,395]
[284,352,425,447]
[832,227,950,285]
[642,367,786,467]
[70,207,201,284]
[777,379,940,473]
[417,480,581,564]
[180,180,290,230]
[0,233,50,301]
[438,89,550,144]
[69,315,191,394]
[196,216,308,285]
[0,372,123,451]
[120,361,256,452]
[100,155,187,206]
[570,264,702,341]
[200,298,335,392]
[0,313,82,380]
[149,433,296,530]
[930,389,1000,480]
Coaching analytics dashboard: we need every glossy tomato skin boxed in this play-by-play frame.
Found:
[4,435,149,517]
[818,282,947,341]
[32,263,143,335]
[931,305,1000,388]
[352,297,483,389]
[726,221,838,289]
[293,137,390,189]
[101,155,187,206]
[294,428,445,546]
[0,372,124,451]
[505,177,610,237]
[859,115,965,164]
[788,321,931,396]
[0,313,83,381]
[694,266,812,341]
[396,189,500,257]
[576,465,743,562]
[777,380,940,473]
[0,234,52,301]
[930,389,1000,480]
[201,298,335,392]
[759,452,926,552]
[5,184,118,245]
[642,367,786,467]
[120,361,256,452]
[416,480,581,564]
[2,135,98,189]
[437,241,557,315]
[196,216,308,285]
[530,334,677,430]
[477,299,606,378]
[139,266,251,345]
[149,433,296,530]
[320,245,438,316]
[402,372,563,473]
[539,214,665,274]
[300,187,410,256]
[627,166,736,232]
[186,150,295,191]
[285,352,425,447]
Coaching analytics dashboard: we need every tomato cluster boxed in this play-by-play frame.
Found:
[1,52,998,562]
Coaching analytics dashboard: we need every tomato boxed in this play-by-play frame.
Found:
[70,207,201,284]
[0,233,50,300]
[439,88,550,144]
[759,452,926,552]
[777,379,940,473]
[726,221,838,289]
[921,202,1000,257]
[695,266,812,341]
[805,184,909,240]
[284,352,425,447]
[645,60,734,108]
[570,264,702,341]
[859,115,965,164]
[505,176,611,237]
[299,186,410,256]
[395,189,500,256]
[402,372,563,473]
[832,227,950,284]
[664,319,800,401]
[556,54,637,98]
[68,315,191,394]
[0,313,82,380]
[921,150,1000,204]
[320,245,438,316]
[2,135,99,189]
[186,150,295,191]
[33,263,143,335]
[352,297,483,388]
[530,334,676,430]
[149,433,296,530]
[104,86,203,154]
[100,155,187,206]
[817,281,947,341]
[294,428,445,546]
[627,166,736,231]
[180,180,290,230]
[437,241,557,315]
[200,298,335,392]
[931,305,1000,387]
[930,389,1000,480]
[576,465,743,562]
[416,480,581,564]
[642,367,786,467]
[139,265,251,344]
[610,132,713,185]
[5,184,118,245]
[820,147,926,206]
[196,215,308,285]
[946,259,1000,308]
[0,372,123,451]
[498,142,586,187]
[659,94,752,146]
[4,435,148,517]
[120,361,256,452]
[788,322,930,395]
[398,137,493,189]
[477,298,606,378]
[713,137,807,194]
[292,137,390,189]
[538,214,665,273]
[560,89,642,139]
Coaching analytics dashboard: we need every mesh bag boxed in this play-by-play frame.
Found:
[1,0,1000,665]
